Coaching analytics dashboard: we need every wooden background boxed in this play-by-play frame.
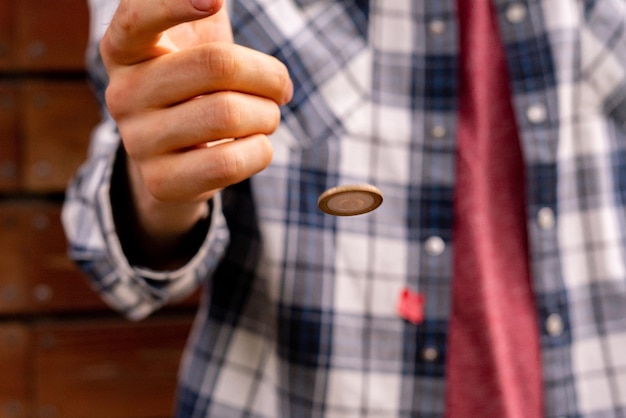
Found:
[0,1,198,417]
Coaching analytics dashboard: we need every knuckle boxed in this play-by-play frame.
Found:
[142,164,170,201]
[212,147,243,184]
[212,137,273,185]
[98,34,116,64]
[104,70,143,121]
[118,120,148,160]
[203,44,238,80]
[212,93,242,129]
[104,82,126,120]
[120,134,141,160]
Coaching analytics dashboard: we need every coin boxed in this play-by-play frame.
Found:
[317,184,383,216]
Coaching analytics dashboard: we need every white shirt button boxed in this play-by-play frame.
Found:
[537,207,555,230]
[526,103,547,124]
[424,236,446,256]
[506,3,527,24]
[422,347,439,362]
[546,313,564,336]
[428,19,446,35]
[430,125,446,138]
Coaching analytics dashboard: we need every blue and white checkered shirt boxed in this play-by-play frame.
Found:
[63,0,626,416]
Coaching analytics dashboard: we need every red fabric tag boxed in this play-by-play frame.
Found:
[396,288,424,324]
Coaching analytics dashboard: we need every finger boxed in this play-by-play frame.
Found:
[121,92,282,158]
[101,0,225,66]
[140,134,274,202]
[106,43,292,115]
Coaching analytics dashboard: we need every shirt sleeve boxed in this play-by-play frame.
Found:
[61,0,230,321]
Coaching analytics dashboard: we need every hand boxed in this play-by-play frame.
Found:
[100,0,293,264]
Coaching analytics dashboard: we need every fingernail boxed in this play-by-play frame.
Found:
[191,0,216,12]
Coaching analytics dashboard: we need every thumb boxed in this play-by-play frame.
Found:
[101,0,225,66]
[164,6,234,48]
[190,0,217,9]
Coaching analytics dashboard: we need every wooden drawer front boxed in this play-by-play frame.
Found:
[0,0,89,71]
[0,0,16,70]
[0,323,32,418]
[35,317,193,418]
[0,203,108,314]
[0,201,199,314]
[21,81,99,192]
[22,203,109,313]
[0,84,19,191]
[0,205,29,313]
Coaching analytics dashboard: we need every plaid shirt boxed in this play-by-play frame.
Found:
[62,0,626,416]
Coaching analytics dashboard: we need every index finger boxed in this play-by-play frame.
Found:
[101,0,224,66]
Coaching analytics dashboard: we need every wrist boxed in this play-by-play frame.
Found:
[111,146,214,269]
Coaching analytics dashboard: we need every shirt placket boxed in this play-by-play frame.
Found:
[368,0,459,413]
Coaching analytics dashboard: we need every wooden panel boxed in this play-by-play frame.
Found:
[0,200,200,314]
[0,323,32,418]
[0,0,16,71]
[22,203,109,313]
[0,205,28,313]
[0,202,109,314]
[0,84,20,191]
[14,0,89,71]
[21,80,99,192]
[34,316,193,418]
